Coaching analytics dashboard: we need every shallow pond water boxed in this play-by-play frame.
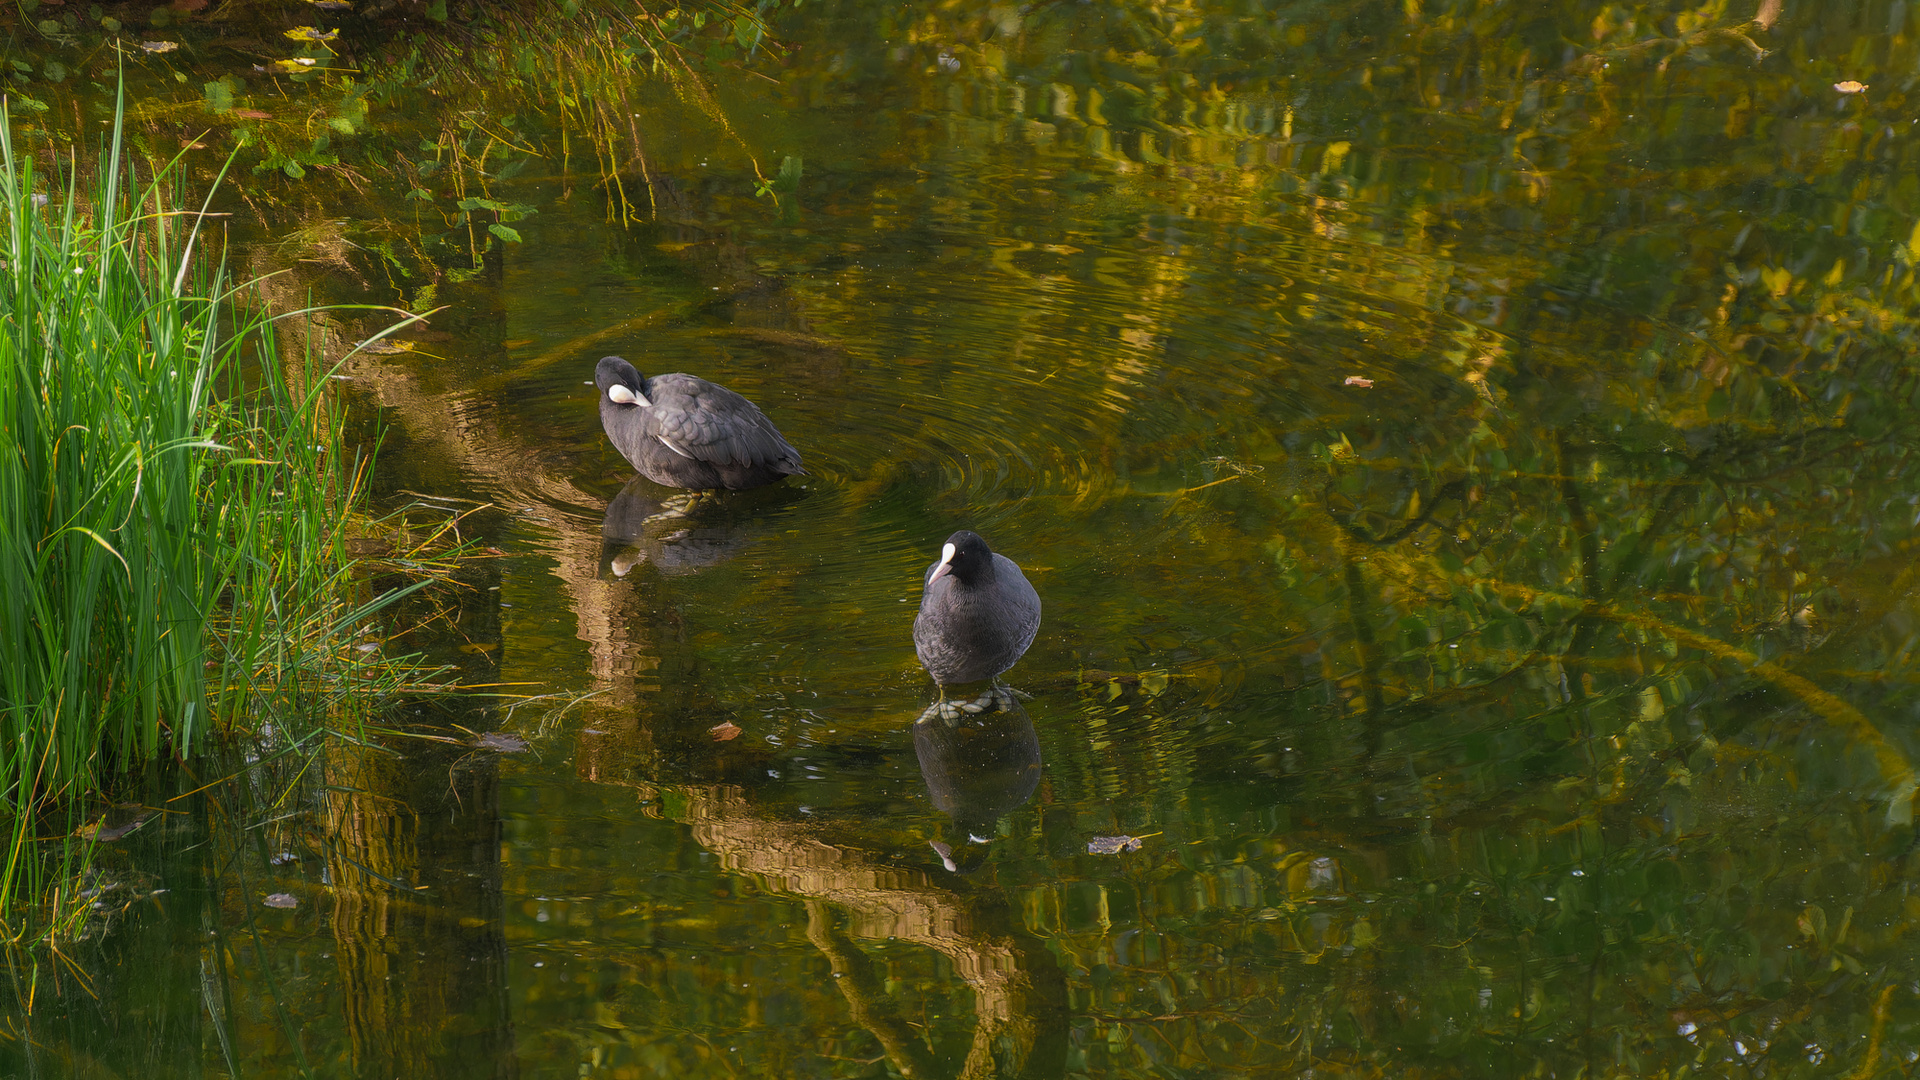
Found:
[13,1,1920,1077]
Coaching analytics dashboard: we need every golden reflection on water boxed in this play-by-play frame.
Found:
[20,0,1920,1076]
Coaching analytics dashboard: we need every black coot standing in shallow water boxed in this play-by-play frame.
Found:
[913,530,1041,719]
[595,355,805,491]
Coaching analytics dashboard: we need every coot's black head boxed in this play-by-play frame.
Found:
[930,530,997,587]
[596,355,650,406]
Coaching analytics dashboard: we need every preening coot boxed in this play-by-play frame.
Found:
[595,354,804,491]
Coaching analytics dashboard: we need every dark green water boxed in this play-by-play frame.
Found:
[16,1,1920,1076]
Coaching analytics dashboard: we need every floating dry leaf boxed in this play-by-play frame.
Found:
[710,721,744,741]
[230,108,273,120]
[76,814,152,842]
[139,41,179,53]
[284,26,340,42]
[1834,81,1868,94]
[262,893,299,909]
[1344,376,1375,388]
[95,816,152,842]
[474,732,528,753]
[1088,835,1146,854]
[273,58,320,72]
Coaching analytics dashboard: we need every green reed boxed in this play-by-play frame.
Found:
[0,94,438,928]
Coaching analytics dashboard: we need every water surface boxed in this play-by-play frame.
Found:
[16,2,1920,1077]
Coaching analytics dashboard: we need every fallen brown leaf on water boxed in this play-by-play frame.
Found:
[710,722,743,741]
[95,816,152,841]
[1088,835,1146,854]
[230,109,273,120]
[474,732,528,753]
[262,893,298,909]
[76,814,154,842]
[1344,376,1375,388]
[1835,81,1868,94]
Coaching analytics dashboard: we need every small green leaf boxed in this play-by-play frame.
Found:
[487,223,522,244]
[283,160,306,179]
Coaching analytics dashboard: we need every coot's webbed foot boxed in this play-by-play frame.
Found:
[646,492,703,524]
[917,695,963,725]
[918,687,1011,725]
[991,681,1031,705]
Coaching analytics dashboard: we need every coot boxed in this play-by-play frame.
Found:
[913,530,1041,700]
[595,354,804,490]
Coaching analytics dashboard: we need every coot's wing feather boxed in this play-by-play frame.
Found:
[649,374,800,468]
[995,554,1043,653]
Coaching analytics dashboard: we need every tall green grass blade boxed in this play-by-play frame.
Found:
[0,85,454,936]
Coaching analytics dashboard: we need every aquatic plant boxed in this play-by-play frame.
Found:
[0,0,794,285]
[0,89,460,935]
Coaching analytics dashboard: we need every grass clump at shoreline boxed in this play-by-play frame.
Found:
[0,97,453,936]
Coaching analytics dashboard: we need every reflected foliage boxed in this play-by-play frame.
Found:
[11,0,1920,1077]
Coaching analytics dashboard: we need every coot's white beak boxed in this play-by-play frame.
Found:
[608,383,651,407]
[928,541,956,584]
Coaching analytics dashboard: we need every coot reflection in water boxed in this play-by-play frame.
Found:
[596,474,798,578]
[914,695,1041,873]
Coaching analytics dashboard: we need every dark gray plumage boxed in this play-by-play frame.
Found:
[913,530,1041,686]
[595,354,804,490]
